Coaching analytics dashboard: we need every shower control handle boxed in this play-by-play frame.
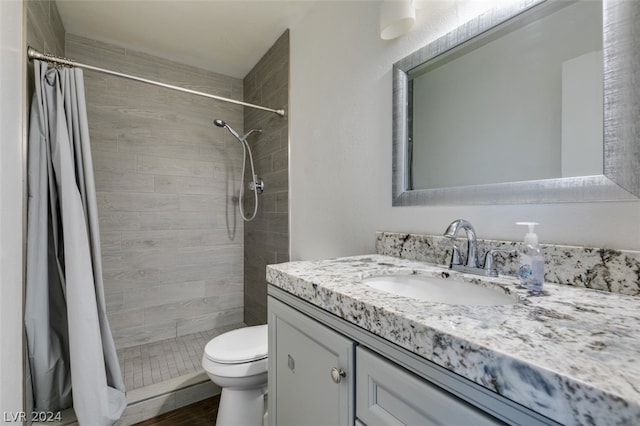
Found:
[249,176,264,194]
[330,367,346,384]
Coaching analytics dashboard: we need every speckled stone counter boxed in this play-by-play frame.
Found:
[376,231,640,296]
[266,255,640,426]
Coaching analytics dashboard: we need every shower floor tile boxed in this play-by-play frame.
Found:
[117,323,245,391]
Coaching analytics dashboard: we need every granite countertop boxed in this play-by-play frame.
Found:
[266,254,640,426]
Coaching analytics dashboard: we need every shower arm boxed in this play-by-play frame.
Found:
[243,129,262,140]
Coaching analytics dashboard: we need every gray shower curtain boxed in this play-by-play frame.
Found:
[25,60,126,425]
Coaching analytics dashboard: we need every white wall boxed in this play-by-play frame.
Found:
[289,1,640,261]
[0,0,25,419]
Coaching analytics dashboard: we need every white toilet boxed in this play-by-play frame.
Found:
[202,325,269,426]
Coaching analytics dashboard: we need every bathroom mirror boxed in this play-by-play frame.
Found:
[392,0,640,205]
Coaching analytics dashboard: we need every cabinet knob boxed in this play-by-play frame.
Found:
[330,367,346,383]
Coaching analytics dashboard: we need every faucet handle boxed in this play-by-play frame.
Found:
[450,244,463,267]
[483,249,516,277]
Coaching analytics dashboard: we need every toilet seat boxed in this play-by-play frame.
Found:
[204,324,268,364]
[203,355,268,379]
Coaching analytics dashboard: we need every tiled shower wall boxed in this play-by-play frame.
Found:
[66,34,246,348]
[26,0,65,96]
[243,31,290,325]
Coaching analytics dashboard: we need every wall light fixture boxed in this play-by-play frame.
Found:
[379,0,416,40]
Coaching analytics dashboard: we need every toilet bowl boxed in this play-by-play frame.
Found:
[202,325,268,426]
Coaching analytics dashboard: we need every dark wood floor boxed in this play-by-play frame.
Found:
[133,395,220,426]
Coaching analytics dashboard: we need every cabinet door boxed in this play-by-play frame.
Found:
[268,297,355,426]
[356,346,504,426]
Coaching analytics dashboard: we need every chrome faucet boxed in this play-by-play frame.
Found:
[444,219,480,269]
[443,219,513,277]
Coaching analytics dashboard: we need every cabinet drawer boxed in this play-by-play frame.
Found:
[356,346,503,426]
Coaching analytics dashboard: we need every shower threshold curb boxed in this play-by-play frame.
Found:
[33,371,219,426]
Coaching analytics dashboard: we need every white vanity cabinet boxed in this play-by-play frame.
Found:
[268,296,355,426]
[268,287,561,426]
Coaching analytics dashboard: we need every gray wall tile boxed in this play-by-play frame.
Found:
[143,294,242,324]
[176,308,243,337]
[179,194,228,211]
[105,291,125,312]
[243,30,290,325]
[97,193,180,212]
[120,229,240,251]
[154,175,228,195]
[95,170,155,193]
[26,0,65,124]
[137,155,215,178]
[92,151,137,173]
[26,0,65,57]
[113,320,178,349]
[100,231,122,254]
[124,280,206,310]
[139,211,221,230]
[204,278,244,297]
[67,34,245,348]
[108,308,145,331]
[102,261,243,292]
[99,212,141,232]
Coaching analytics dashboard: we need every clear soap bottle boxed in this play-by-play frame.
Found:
[516,222,544,294]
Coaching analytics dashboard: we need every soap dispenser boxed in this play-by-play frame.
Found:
[516,222,544,294]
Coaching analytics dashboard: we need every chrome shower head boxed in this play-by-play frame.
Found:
[213,118,242,141]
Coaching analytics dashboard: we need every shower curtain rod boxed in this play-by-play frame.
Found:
[27,46,286,118]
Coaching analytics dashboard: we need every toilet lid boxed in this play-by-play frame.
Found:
[204,325,268,364]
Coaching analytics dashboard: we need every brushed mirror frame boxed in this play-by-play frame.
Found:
[392,0,640,206]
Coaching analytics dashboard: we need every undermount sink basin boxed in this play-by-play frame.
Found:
[364,274,517,306]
